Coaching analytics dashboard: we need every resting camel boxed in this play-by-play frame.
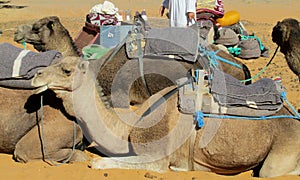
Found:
[0,87,88,163]
[272,18,300,82]
[0,45,87,162]
[15,16,252,107]
[32,56,300,178]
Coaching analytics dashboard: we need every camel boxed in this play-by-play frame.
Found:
[0,87,88,163]
[15,16,252,107]
[0,44,87,162]
[32,56,300,178]
[272,18,300,82]
[14,16,80,57]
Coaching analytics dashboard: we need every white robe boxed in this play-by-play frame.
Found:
[162,0,197,27]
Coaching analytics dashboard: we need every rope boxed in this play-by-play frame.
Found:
[136,28,151,97]
[133,81,190,126]
[194,90,300,127]
[240,35,266,51]
[195,112,300,121]
[21,41,26,50]
[199,43,280,84]
[281,92,300,118]
[39,95,77,166]
[99,25,151,97]
[198,45,243,69]
[240,45,280,83]
[193,69,206,128]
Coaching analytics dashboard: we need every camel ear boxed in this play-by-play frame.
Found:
[78,61,89,74]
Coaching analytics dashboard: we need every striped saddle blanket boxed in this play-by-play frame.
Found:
[0,43,62,89]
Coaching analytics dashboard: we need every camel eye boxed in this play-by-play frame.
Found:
[62,68,72,76]
[47,21,54,30]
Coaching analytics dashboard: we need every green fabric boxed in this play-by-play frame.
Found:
[82,44,110,60]
[227,46,241,55]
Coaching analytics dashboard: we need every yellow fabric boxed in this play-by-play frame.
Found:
[216,10,240,26]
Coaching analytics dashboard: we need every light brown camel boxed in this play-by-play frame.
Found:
[0,87,88,163]
[272,18,300,82]
[0,44,87,162]
[32,56,300,178]
[15,16,252,107]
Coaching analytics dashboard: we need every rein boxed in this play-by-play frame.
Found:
[39,95,77,166]
[99,26,152,97]
[133,81,190,126]
[136,27,151,96]
[240,45,280,83]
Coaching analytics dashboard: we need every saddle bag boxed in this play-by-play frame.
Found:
[214,28,239,46]
[237,38,261,59]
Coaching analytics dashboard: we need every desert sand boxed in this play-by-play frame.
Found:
[0,0,300,179]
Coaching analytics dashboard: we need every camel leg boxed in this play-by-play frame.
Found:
[14,109,88,163]
[90,156,169,173]
[259,142,300,177]
[41,148,89,163]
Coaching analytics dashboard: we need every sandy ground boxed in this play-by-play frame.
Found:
[1,0,300,179]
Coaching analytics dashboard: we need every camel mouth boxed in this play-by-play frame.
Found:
[33,85,48,94]
[271,25,283,44]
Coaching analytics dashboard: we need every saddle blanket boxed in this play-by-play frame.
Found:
[0,43,62,89]
[177,69,284,117]
[144,27,199,62]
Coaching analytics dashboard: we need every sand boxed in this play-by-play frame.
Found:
[0,0,300,179]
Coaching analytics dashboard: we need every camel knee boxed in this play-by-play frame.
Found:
[259,165,298,178]
[69,150,89,162]
[13,145,30,163]
[259,156,300,178]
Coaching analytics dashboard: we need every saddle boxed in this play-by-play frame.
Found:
[177,69,284,117]
[126,27,199,63]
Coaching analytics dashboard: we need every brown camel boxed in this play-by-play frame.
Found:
[0,44,87,162]
[272,18,300,82]
[15,16,252,107]
[0,87,88,163]
[32,56,300,178]
[14,16,80,57]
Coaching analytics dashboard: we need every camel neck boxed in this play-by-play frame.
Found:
[59,37,79,57]
[62,70,132,155]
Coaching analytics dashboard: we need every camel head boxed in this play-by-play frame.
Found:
[32,56,89,95]
[14,16,77,54]
[272,18,300,82]
[272,18,300,48]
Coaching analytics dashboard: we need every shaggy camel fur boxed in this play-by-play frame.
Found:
[272,18,300,82]
[32,56,300,178]
[0,87,88,163]
[15,16,251,107]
